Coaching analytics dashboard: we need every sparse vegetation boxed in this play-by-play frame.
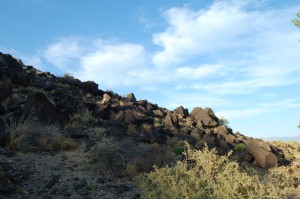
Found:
[89,138,141,174]
[134,143,297,199]
[70,108,93,124]
[6,118,75,151]
[235,143,246,152]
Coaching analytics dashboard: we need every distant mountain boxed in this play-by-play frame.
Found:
[261,136,300,142]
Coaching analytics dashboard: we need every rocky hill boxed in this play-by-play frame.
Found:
[0,52,296,198]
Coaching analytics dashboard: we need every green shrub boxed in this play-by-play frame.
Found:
[134,143,295,199]
[235,143,246,152]
[172,146,184,155]
[6,118,75,151]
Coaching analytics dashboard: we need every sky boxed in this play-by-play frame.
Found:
[1,0,300,138]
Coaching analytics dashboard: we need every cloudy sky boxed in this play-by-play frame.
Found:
[1,0,300,138]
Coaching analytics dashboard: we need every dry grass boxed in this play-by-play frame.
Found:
[6,118,75,152]
[69,108,93,124]
[89,138,143,175]
[134,143,298,199]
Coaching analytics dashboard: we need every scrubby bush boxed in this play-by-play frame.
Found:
[70,108,93,124]
[235,143,246,152]
[89,138,141,174]
[134,143,296,199]
[6,118,75,151]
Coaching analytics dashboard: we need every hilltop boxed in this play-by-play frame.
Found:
[0,52,299,198]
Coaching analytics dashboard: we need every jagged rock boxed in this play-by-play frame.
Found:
[93,104,110,120]
[0,118,8,147]
[12,74,30,86]
[174,106,189,118]
[214,125,238,144]
[203,133,219,147]
[116,110,138,125]
[245,140,278,169]
[0,103,5,115]
[0,86,12,101]
[126,93,136,102]
[0,53,24,75]
[23,92,66,126]
[101,93,111,104]
[164,114,179,128]
[190,107,218,128]
[146,102,158,110]
[81,81,99,95]
[190,128,204,141]
[152,109,164,117]
[56,96,78,114]
[138,100,147,108]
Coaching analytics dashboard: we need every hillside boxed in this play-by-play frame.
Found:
[0,52,299,198]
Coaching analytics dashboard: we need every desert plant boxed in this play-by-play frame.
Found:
[235,143,246,152]
[6,118,75,151]
[134,143,296,199]
[172,145,184,155]
[89,138,141,174]
[70,108,93,124]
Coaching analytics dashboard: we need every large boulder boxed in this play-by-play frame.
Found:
[81,81,99,95]
[116,110,138,125]
[163,114,179,128]
[23,92,66,126]
[101,93,111,104]
[214,125,238,144]
[190,107,218,128]
[245,140,278,169]
[56,96,78,114]
[93,104,111,120]
[174,106,189,118]
[126,93,137,102]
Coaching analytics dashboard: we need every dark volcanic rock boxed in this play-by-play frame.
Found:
[56,95,79,114]
[0,86,12,101]
[190,107,218,128]
[0,53,24,75]
[174,106,189,118]
[0,118,8,147]
[164,114,179,128]
[214,125,238,144]
[81,81,99,95]
[12,74,30,86]
[23,92,66,126]
[0,103,5,115]
[245,140,278,169]
[93,104,111,120]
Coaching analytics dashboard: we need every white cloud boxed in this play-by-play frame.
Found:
[173,64,224,80]
[42,36,86,71]
[76,44,146,87]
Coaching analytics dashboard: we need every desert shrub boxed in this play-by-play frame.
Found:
[235,143,246,152]
[134,143,295,199]
[89,138,142,174]
[172,145,184,155]
[6,118,75,151]
[70,108,93,124]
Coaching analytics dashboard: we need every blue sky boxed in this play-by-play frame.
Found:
[1,0,300,138]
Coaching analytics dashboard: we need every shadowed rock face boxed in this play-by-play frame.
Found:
[23,92,66,126]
